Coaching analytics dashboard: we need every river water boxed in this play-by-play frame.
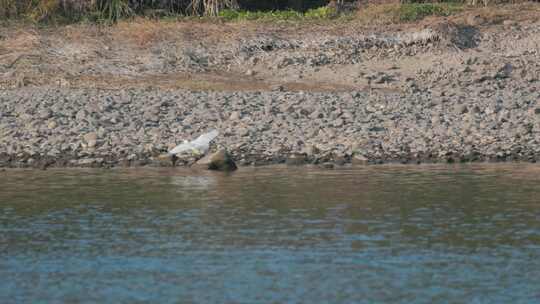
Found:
[1,165,540,303]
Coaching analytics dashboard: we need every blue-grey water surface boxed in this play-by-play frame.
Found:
[1,165,540,303]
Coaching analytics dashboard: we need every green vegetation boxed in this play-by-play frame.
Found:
[0,0,240,23]
[218,9,303,21]
[96,0,132,23]
[304,6,338,19]
[355,2,464,24]
[218,6,337,21]
[0,1,344,24]
[0,0,516,25]
[0,0,97,22]
[398,3,463,21]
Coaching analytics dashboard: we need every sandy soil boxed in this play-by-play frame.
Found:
[1,3,540,93]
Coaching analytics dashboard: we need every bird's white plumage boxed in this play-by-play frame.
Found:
[168,130,219,155]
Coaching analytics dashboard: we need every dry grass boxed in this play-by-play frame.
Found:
[27,0,62,21]
[2,2,540,92]
[113,18,177,46]
[3,2,540,49]
[0,29,40,54]
[466,2,540,22]
[355,2,463,24]
[354,2,540,27]
[356,4,402,25]
[188,0,238,16]
[1,0,240,21]
[3,2,540,52]
[0,0,18,17]
[0,0,71,21]
[107,17,256,48]
[3,0,539,26]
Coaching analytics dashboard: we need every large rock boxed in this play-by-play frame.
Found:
[195,149,237,171]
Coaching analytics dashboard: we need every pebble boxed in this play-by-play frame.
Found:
[38,109,52,120]
[47,121,58,129]
[83,132,98,148]
[0,85,538,168]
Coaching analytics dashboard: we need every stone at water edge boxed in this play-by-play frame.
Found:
[195,149,237,172]
[352,154,369,166]
[286,153,307,166]
[320,162,335,169]
[155,154,176,167]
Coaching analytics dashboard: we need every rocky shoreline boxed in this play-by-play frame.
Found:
[2,15,540,169]
[1,85,539,169]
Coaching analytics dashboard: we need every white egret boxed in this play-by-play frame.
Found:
[168,130,219,156]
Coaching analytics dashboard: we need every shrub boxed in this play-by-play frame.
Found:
[97,0,132,22]
[304,6,337,19]
[0,0,16,18]
[0,1,467,24]
[217,6,339,22]
[28,0,62,22]
[218,9,303,21]
[188,0,238,16]
[398,3,462,21]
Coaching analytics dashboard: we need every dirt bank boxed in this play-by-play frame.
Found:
[1,4,540,168]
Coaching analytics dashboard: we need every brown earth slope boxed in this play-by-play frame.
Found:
[1,3,540,93]
[1,4,540,168]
